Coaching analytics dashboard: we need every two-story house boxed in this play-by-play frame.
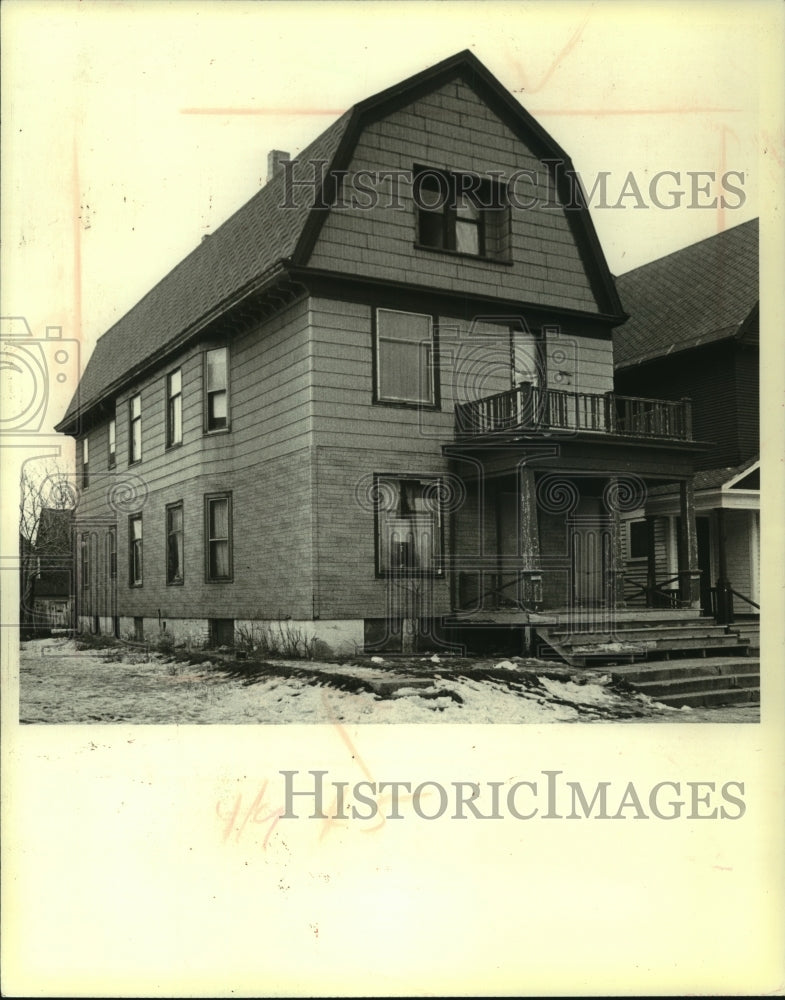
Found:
[614,219,759,628]
[56,50,705,656]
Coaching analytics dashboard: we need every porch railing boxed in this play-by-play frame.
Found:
[454,385,692,441]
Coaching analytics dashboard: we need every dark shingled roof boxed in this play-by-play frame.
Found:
[57,110,352,431]
[613,218,758,370]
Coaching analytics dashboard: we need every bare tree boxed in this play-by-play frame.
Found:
[19,459,76,630]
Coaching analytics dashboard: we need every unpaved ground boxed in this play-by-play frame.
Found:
[17,638,759,725]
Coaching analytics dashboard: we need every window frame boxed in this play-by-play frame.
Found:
[166,501,185,586]
[166,368,183,449]
[129,514,143,587]
[204,346,230,433]
[204,492,233,583]
[108,417,116,469]
[373,307,439,409]
[373,473,445,579]
[413,165,511,264]
[128,393,142,464]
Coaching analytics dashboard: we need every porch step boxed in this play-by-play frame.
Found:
[609,657,760,708]
[537,618,749,667]
[728,621,760,654]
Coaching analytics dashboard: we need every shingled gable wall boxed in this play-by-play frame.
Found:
[308,77,601,313]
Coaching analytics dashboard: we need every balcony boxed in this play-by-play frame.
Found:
[454,384,693,442]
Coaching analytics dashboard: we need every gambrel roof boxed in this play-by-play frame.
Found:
[613,218,759,371]
[57,49,623,435]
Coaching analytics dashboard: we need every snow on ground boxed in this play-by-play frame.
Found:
[16,637,758,725]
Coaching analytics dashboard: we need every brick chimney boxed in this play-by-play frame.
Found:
[267,149,290,183]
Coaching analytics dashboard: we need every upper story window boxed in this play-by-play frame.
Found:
[375,308,435,407]
[81,437,89,488]
[166,368,183,447]
[205,493,232,582]
[80,535,90,589]
[414,166,510,262]
[375,475,443,576]
[205,347,229,431]
[108,418,116,469]
[129,515,143,586]
[129,393,142,464]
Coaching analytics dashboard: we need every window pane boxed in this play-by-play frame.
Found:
[169,395,182,444]
[455,194,481,220]
[131,395,141,419]
[83,438,89,463]
[377,478,440,573]
[132,518,142,541]
[511,332,541,387]
[109,419,116,453]
[209,541,230,578]
[169,369,181,396]
[209,391,227,426]
[378,310,431,345]
[168,533,183,582]
[206,348,227,391]
[455,220,480,255]
[418,210,444,248]
[209,499,228,538]
[132,420,142,460]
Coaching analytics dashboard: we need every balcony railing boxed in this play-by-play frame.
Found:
[454,384,693,442]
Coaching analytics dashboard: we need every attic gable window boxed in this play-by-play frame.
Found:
[414,166,510,262]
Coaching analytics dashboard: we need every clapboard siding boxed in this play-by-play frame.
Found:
[308,78,601,314]
[615,341,756,469]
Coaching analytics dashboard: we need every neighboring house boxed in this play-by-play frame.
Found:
[55,50,704,655]
[20,507,74,631]
[614,219,759,622]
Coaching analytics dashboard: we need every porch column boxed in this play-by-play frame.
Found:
[645,515,657,608]
[715,505,734,624]
[677,479,701,608]
[606,477,626,609]
[519,465,542,607]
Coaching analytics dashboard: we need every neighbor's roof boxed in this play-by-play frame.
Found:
[58,49,623,435]
[613,218,758,370]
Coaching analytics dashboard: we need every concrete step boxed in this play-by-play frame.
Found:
[653,687,760,708]
[633,672,760,696]
[609,657,759,685]
[609,656,760,708]
[561,634,748,654]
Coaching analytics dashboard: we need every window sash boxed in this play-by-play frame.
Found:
[108,418,116,467]
[205,348,229,430]
[376,310,434,405]
[82,438,89,486]
[205,496,232,581]
[129,395,142,462]
[166,505,184,584]
[129,516,143,585]
[167,370,183,446]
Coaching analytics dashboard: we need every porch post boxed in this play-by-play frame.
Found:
[715,505,733,624]
[645,515,657,608]
[677,479,701,609]
[519,465,541,607]
[607,477,626,609]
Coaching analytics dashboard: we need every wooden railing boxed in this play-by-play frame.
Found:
[454,385,692,441]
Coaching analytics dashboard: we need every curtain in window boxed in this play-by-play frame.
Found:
[209,500,229,578]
